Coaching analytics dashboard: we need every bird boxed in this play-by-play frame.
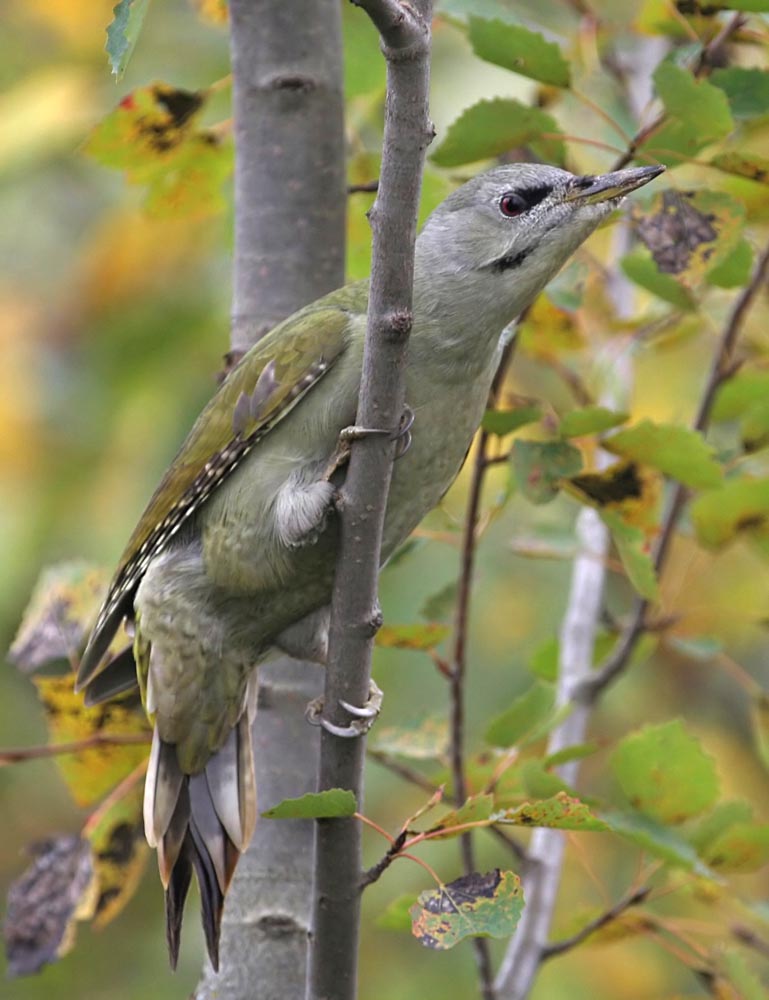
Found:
[76,161,664,969]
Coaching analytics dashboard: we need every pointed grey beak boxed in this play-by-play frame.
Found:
[563,164,665,205]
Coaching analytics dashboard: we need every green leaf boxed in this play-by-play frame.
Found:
[611,719,719,824]
[690,478,769,548]
[376,894,416,933]
[620,249,697,310]
[372,717,449,760]
[468,18,570,87]
[419,581,458,622]
[713,371,769,421]
[711,67,769,120]
[706,238,754,289]
[604,420,722,489]
[482,405,542,436]
[719,952,766,1000]
[527,631,619,683]
[600,511,659,601]
[410,870,524,950]
[431,98,565,168]
[602,810,713,876]
[496,793,609,831]
[106,0,152,79]
[376,623,450,651]
[687,800,754,853]
[560,406,629,439]
[519,758,574,799]
[261,789,357,819]
[427,794,495,838]
[485,682,557,747]
[647,61,733,164]
[710,150,769,186]
[544,742,601,768]
[512,440,583,505]
[703,822,769,873]
[750,691,769,771]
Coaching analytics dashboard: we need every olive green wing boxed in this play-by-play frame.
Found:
[77,287,364,690]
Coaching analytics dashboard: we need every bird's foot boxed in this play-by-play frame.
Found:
[305,680,384,738]
[322,405,414,482]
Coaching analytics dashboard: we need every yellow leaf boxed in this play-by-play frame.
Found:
[32,675,150,807]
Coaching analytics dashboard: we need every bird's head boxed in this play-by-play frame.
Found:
[414,162,664,339]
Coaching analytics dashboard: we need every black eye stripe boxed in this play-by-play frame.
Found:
[500,183,553,214]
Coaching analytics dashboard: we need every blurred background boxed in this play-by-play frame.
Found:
[2,1,769,998]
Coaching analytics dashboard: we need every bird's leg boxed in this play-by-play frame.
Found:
[305,679,384,738]
[321,404,415,482]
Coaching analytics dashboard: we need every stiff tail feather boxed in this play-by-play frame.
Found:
[143,712,257,970]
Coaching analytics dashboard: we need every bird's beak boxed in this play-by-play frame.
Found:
[563,164,665,205]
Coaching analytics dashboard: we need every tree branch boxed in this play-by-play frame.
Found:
[449,337,518,1000]
[308,4,433,999]
[579,231,769,704]
[541,886,651,960]
[196,3,347,998]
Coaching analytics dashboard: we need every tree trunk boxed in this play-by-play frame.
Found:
[195,3,345,997]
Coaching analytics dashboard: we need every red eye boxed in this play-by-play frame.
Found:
[499,193,527,217]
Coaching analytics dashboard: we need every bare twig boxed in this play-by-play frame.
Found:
[0,732,151,766]
[732,924,769,961]
[611,12,746,171]
[542,886,651,960]
[580,232,769,703]
[448,334,519,1000]
[348,180,379,194]
[309,3,433,998]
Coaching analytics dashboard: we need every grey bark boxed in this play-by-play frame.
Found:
[308,3,433,999]
[196,2,346,997]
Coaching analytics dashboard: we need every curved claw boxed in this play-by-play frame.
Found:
[393,404,414,460]
[305,681,383,739]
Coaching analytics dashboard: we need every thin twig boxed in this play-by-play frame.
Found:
[610,13,746,171]
[348,180,379,194]
[580,233,769,702]
[541,886,651,960]
[449,337,518,1000]
[732,924,769,960]
[0,732,151,765]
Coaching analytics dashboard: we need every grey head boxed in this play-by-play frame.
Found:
[414,162,664,349]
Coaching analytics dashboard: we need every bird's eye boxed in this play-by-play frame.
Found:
[499,192,528,218]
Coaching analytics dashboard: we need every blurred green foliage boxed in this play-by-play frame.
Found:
[4,1,769,998]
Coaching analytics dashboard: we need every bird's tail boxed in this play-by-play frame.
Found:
[143,708,257,970]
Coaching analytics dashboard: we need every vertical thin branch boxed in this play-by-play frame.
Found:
[196,3,346,998]
[450,339,517,1000]
[308,3,433,999]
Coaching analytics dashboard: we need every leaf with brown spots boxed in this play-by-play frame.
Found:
[372,716,449,760]
[9,562,111,673]
[31,675,150,807]
[83,83,233,218]
[635,189,744,287]
[410,870,524,949]
[496,792,609,831]
[4,836,96,977]
[86,784,149,930]
[426,794,495,839]
[512,440,582,505]
[376,623,450,651]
